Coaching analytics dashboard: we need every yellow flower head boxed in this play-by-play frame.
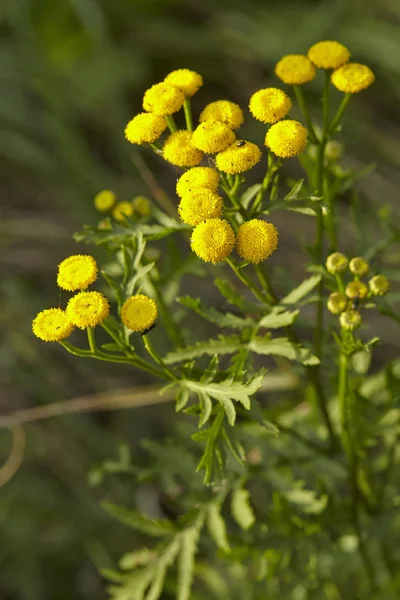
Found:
[327,292,348,314]
[120,294,158,332]
[164,69,203,97]
[113,201,134,221]
[340,309,362,331]
[163,130,204,167]
[143,83,185,115]
[326,252,348,274]
[275,55,316,85]
[199,100,244,130]
[249,88,292,124]
[236,219,278,264]
[349,257,369,276]
[191,219,235,263]
[216,141,262,174]
[308,41,350,70]
[176,167,220,198]
[192,121,236,154]
[345,280,369,300]
[32,308,74,342]
[331,63,375,94]
[369,275,390,297]
[133,195,151,216]
[57,255,98,292]
[178,188,223,226]
[66,291,110,329]
[94,190,116,212]
[265,120,308,158]
[125,113,167,145]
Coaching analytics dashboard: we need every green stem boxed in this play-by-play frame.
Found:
[323,71,330,129]
[307,364,338,450]
[149,142,162,152]
[251,153,280,214]
[166,115,178,133]
[329,93,351,134]
[225,257,266,304]
[253,264,278,304]
[338,351,352,459]
[352,479,379,592]
[293,85,318,143]
[183,98,193,131]
[142,334,177,381]
[87,327,97,354]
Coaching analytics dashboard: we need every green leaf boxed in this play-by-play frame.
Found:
[102,502,176,537]
[214,278,263,313]
[281,274,321,305]
[214,394,236,426]
[249,337,320,365]
[284,178,304,201]
[164,335,242,364]
[176,389,190,412]
[198,391,213,428]
[101,343,122,352]
[178,295,254,328]
[146,539,181,600]
[119,548,154,570]
[177,517,204,600]
[126,262,155,296]
[231,488,255,530]
[240,183,262,209]
[258,308,299,329]
[207,503,230,552]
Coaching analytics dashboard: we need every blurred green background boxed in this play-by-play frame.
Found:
[1,0,400,598]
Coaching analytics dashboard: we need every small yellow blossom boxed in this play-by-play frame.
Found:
[32,308,74,342]
[94,190,116,212]
[67,291,110,329]
[331,63,375,94]
[120,294,158,332]
[191,219,235,263]
[236,219,278,264]
[133,196,151,216]
[143,83,185,115]
[326,252,348,274]
[249,88,292,124]
[369,275,390,296]
[345,280,369,300]
[57,255,98,292]
[216,141,262,174]
[349,257,369,277]
[340,309,362,331]
[178,189,223,226]
[164,69,203,97]
[192,121,236,154]
[199,100,244,130]
[125,113,167,145]
[163,130,204,167]
[176,167,219,198]
[275,55,316,85]
[113,201,134,221]
[265,120,308,158]
[327,292,348,314]
[308,41,350,70]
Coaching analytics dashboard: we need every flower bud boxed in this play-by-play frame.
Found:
[369,275,390,296]
[326,252,348,274]
[325,140,344,162]
[349,257,369,277]
[327,292,348,314]
[345,280,369,300]
[340,310,362,331]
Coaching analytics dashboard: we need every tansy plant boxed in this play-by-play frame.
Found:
[29,46,400,599]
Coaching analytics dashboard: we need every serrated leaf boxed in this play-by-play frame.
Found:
[207,504,230,552]
[145,539,180,600]
[198,391,213,428]
[102,502,176,537]
[201,355,219,383]
[281,274,321,305]
[164,335,242,364]
[214,278,263,313]
[178,296,254,328]
[240,183,262,209]
[259,308,299,329]
[213,394,236,426]
[249,337,320,365]
[231,488,255,530]
[191,428,211,442]
[126,262,155,296]
[221,428,246,465]
[176,389,190,412]
[177,518,204,600]
[284,178,304,201]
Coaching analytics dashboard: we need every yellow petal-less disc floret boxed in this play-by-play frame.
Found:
[113,201,134,221]
[66,291,110,329]
[94,190,116,212]
[120,294,158,332]
[326,252,348,274]
[275,55,316,85]
[327,292,348,315]
[143,83,185,115]
[164,69,203,97]
[125,113,167,145]
[178,189,223,226]
[192,121,236,154]
[199,100,244,130]
[191,219,235,264]
[345,280,369,300]
[369,275,390,296]
[236,219,278,264]
[349,257,369,277]
[163,130,204,167]
[308,41,350,70]
[249,88,292,124]
[133,196,151,216]
[57,255,98,292]
[216,141,262,174]
[266,120,308,158]
[340,309,362,331]
[32,308,75,342]
[176,167,220,198]
[331,63,375,94]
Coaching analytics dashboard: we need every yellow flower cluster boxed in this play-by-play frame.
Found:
[249,88,292,124]
[178,189,223,226]
[199,100,244,130]
[266,120,308,158]
[120,295,158,332]
[176,167,219,198]
[192,121,236,154]
[216,141,262,174]
[236,220,278,263]
[93,190,151,222]
[163,130,204,167]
